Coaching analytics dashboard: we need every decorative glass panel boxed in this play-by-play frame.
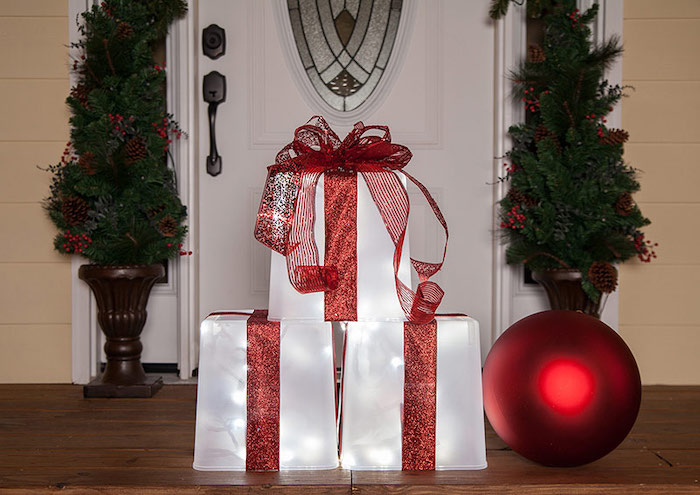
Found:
[288,0,403,111]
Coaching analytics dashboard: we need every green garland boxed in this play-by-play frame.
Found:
[44,0,187,265]
[498,0,655,301]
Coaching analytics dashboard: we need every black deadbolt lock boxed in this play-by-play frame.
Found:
[202,24,225,60]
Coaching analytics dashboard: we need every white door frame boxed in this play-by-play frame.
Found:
[492,0,623,343]
[71,0,622,383]
[69,0,197,383]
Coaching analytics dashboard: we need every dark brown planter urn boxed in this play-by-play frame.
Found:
[531,269,605,318]
[78,263,165,398]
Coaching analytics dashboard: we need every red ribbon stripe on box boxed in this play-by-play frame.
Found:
[402,319,437,470]
[245,310,280,471]
[254,116,449,324]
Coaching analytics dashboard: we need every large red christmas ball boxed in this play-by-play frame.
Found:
[483,310,641,467]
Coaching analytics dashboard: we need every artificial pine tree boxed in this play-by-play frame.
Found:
[497,0,655,302]
[44,0,187,265]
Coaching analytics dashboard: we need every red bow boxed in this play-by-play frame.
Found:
[260,116,448,324]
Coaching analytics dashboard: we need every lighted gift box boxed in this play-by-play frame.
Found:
[267,172,412,321]
[193,311,338,471]
[339,316,487,470]
[255,116,447,324]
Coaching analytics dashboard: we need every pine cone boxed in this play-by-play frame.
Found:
[588,261,618,293]
[615,192,634,216]
[70,84,90,108]
[149,204,166,218]
[117,21,134,41]
[600,129,629,146]
[534,124,561,153]
[158,215,178,237]
[507,187,536,207]
[61,195,89,226]
[78,151,96,175]
[528,44,546,63]
[124,137,147,164]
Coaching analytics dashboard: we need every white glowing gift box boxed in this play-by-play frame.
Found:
[254,117,448,323]
[267,172,412,321]
[193,311,338,471]
[339,316,487,470]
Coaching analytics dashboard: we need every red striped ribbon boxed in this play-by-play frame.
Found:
[402,319,437,470]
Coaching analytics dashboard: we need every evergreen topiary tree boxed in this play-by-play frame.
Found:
[498,0,655,302]
[44,0,188,266]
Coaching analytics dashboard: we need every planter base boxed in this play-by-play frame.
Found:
[84,375,163,398]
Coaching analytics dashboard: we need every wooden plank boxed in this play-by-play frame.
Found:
[351,450,700,491]
[0,431,195,451]
[0,468,351,490]
[0,449,196,469]
[0,384,196,401]
[0,489,348,495]
[352,484,700,494]
[1,385,699,493]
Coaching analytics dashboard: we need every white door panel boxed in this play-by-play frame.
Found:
[196,0,495,358]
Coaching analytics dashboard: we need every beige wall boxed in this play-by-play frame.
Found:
[0,1,697,384]
[0,0,72,382]
[619,0,700,384]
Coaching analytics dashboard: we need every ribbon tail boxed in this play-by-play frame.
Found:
[362,169,448,323]
[286,170,336,293]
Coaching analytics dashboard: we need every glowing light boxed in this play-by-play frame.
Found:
[303,436,322,452]
[369,448,394,466]
[390,356,403,368]
[280,449,294,463]
[231,390,246,405]
[538,358,595,415]
[233,418,245,429]
[340,453,356,468]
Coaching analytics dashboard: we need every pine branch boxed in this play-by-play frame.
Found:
[489,0,512,19]
[103,38,116,75]
[521,252,571,269]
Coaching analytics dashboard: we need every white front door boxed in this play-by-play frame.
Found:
[195,0,496,358]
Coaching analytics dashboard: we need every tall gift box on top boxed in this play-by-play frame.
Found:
[254,116,447,323]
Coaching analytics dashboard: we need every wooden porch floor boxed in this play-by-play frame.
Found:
[1,384,699,493]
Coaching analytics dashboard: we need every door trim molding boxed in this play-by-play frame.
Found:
[491,1,527,349]
[491,0,623,345]
[70,0,94,385]
[69,0,198,383]
[168,1,198,380]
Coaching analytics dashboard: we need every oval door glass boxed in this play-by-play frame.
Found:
[288,0,403,111]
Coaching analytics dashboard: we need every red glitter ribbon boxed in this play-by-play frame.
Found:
[254,116,449,323]
[402,319,437,470]
[246,309,280,471]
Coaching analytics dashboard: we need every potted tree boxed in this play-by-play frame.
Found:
[45,0,187,397]
[495,0,655,317]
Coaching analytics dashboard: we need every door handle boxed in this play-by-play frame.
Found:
[203,71,226,177]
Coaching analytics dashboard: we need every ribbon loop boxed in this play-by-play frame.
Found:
[254,116,448,323]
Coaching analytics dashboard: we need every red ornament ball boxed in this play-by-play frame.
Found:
[483,310,641,467]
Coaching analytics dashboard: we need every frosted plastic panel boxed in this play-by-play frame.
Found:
[435,318,487,469]
[340,317,487,470]
[193,313,338,470]
[268,173,412,321]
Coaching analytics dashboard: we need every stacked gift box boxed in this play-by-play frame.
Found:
[193,117,486,471]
